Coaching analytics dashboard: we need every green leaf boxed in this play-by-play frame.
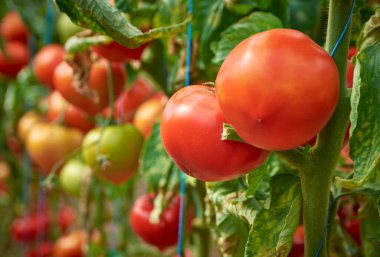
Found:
[55,0,190,48]
[211,12,283,65]
[224,0,272,15]
[244,174,301,257]
[335,41,380,189]
[139,122,173,192]
[361,198,380,257]
[221,123,244,142]
[356,7,380,51]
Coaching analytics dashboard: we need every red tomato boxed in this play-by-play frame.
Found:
[133,94,168,136]
[11,213,50,242]
[338,201,361,245]
[0,11,28,43]
[27,241,54,257]
[345,218,361,245]
[216,29,339,150]
[53,58,126,115]
[346,61,354,89]
[33,44,65,88]
[341,144,353,165]
[348,46,357,60]
[289,225,304,257]
[130,194,182,250]
[54,230,86,257]
[92,41,148,62]
[160,85,268,182]
[0,41,29,78]
[105,76,156,122]
[58,206,75,233]
[46,91,95,133]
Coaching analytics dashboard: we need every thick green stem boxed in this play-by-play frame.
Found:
[300,0,353,257]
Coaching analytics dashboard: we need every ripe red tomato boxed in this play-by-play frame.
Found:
[346,61,354,89]
[53,58,126,115]
[344,218,361,245]
[133,94,168,136]
[92,41,148,62]
[25,123,83,174]
[82,125,144,184]
[11,213,50,242]
[160,85,268,182]
[0,41,29,78]
[0,11,28,43]
[104,76,156,123]
[26,241,54,257]
[216,29,339,150]
[54,230,86,257]
[46,91,95,133]
[289,225,304,257]
[348,46,357,60]
[130,194,183,250]
[338,201,361,245]
[33,44,65,88]
[58,206,76,233]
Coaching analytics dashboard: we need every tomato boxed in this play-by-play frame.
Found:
[56,13,83,43]
[17,111,44,142]
[289,225,304,257]
[216,29,339,151]
[0,11,28,43]
[338,201,361,245]
[346,61,354,89]
[344,218,361,245]
[58,206,76,233]
[341,144,353,165]
[7,135,22,155]
[160,85,268,182]
[33,44,65,88]
[105,76,156,123]
[92,41,149,62]
[46,91,95,133]
[25,123,83,174]
[82,125,143,184]
[0,41,29,78]
[54,58,126,115]
[59,159,89,197]
[133,94,168,136]
[130,194,182,250]
[54,230,86,257]
[348,46,357,60]
[0,158,10,183]
[11,213,50,242]
[27,241,54,257]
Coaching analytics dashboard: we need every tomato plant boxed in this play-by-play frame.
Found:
[0,41,29,78]
[161,85,268,181]
[53,58,126,115]
[33,44,65,88]
[216,29,339,150]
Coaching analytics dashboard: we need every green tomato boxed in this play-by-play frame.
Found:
[81,125,144,185]
[56,13,83,43]
[59,159,89,197]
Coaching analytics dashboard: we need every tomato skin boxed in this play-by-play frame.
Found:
[92,41,148,62]
[46,91,95,133]
[17,111,44,141]
[33,44,65,88]
[82,125,144,184]
[348,46,357,60]
[160,85,268,182]
[105,76,156,122]
[26,241,54,257]
[130,194,181,250]
[11,213,50,242]
[53,59,126,115]
[346,61,354,89]
[289,225,304,257]
[216,29,339,151]
[58,206,75,233]
[0,41,29,78]
[59,159,88,197]
[54,231,86,257]
[133,94,168,136]
[25,123,83,174]
[0,11,28,43]
[0,159,10,183]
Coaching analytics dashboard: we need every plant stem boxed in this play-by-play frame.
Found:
[300,0,353,256]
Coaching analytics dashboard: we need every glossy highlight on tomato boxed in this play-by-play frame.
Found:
[216,29,339,151]
[130,194,182,250]
[53,58,126,115]
[160,85,268,182]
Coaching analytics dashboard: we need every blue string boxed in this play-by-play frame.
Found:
[330,0,355,57]
[43,0,55,45]
[177,1,193,256]
[314,2,355,256]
